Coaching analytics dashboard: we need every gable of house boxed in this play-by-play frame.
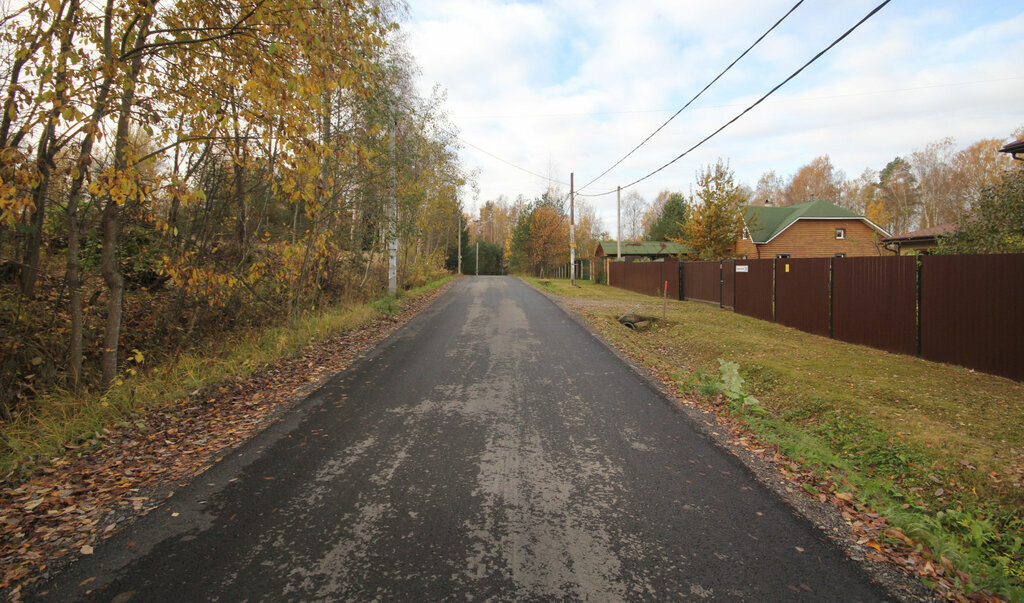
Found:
[737,219,885,258]
[737,200,891,258]
[743,199,888,243]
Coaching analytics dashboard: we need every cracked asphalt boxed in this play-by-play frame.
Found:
[39,276,889,601]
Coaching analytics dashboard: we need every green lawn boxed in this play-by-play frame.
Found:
[529,277,1024,600]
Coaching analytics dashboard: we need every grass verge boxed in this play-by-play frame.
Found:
[0,277,451,477]
[528,277,1024,600]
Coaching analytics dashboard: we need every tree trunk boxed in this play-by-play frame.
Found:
[234,154,247,247]
[20,169,49,297]
[19,1,80,298]
[99,192,123,387]
[64,0,102,385]
[67,186,83,385]
[100,1,154,388]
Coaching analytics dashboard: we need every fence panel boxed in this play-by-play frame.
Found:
[608,259,623,289]
[682,261,721,304]
[662,258,680,300]
[775,257,831,337]
[721,260,736,309]
[734,259,774,322]
[608,259,680,299]
[920,254,1024,381]
[832,256,917,355]
[629,262,659,297]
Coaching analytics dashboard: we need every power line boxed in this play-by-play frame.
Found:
[455,108,677,120]
[579,0,893,198]
[658,75,1024,112]
[456,135,571,187]
[577,0,805,193]
[381,102,569,189]
[453,75,1024,121]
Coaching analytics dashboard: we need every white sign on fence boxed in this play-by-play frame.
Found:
[736,265,749,273]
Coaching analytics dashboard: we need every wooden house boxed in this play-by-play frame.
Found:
[735,199,890,259]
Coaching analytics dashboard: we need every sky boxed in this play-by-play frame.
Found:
[403,1,1024,231]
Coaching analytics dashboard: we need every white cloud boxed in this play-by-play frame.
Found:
[404,1,1024,230]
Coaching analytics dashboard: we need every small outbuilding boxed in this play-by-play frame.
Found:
[999,138,1024,161]
[592,240,689,283]
[882,222,956,255]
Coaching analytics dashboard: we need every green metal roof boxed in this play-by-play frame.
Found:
[594,240,689,257]
[742,199,887,243]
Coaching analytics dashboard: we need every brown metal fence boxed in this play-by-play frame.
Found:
[774,258,831,337]
[832,256,918,355]
[920,254,1024,381]
[734,260,774,322]
[682,261,721,304]
[606,253,1024,381]
[608,259,680,300]
[660,259,680,300]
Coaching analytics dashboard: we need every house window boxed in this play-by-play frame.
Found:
[835,253,846,258]
[776,253,791,259]
[741,229,748,240]
[835,228,846,240]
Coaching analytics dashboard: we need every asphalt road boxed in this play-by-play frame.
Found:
[41,276,889,601]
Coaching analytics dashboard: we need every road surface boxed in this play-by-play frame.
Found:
[41,276,888,601]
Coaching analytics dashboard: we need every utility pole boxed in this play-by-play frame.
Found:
[569,172,575,287]
[616,185,622,259]
[387,119,397,296]
[457,212,462,275]
[475,240,479,276]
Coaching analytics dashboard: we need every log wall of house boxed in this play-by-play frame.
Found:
[736,219,887,259]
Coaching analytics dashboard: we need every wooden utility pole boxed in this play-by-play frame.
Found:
[616,186,622,259]
[569,172,575,286]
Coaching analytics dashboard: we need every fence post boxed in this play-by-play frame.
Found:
[772,258,777,323]
[719,261,724,309]
[733,262,737,310]
[679,261,685,300]
[916,256,923,357]
[828,257,834,339]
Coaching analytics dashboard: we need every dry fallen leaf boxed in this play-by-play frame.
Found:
[0,284,452,598]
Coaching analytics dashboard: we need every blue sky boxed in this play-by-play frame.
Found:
[404,1,1024,228]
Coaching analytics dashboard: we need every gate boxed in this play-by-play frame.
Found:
[721,260,736,309]
[774,258,831,337]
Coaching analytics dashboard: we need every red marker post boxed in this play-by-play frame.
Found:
[663,280,668,320]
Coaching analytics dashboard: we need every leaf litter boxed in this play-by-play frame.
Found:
[0,282,451,598]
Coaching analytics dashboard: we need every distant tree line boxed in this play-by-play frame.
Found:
[456,190,606,278]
